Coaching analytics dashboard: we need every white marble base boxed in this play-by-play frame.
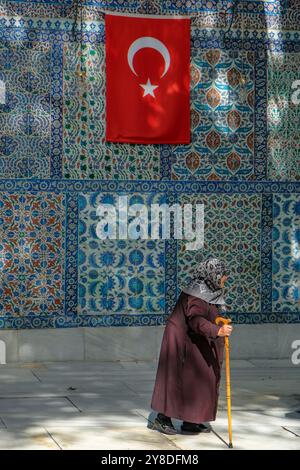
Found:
[83,326,158,362]
[18,329,85,363]
[0,324,299,363]
[0,331,18,363]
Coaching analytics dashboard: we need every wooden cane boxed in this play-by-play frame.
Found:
[216,316,233,449]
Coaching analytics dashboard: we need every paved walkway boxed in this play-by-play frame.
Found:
[0,359,299,450]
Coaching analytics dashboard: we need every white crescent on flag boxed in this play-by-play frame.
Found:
[127,36,171,78]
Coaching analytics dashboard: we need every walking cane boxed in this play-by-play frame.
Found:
[216,316,233,449]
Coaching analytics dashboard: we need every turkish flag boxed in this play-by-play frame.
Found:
[105,14,190,144]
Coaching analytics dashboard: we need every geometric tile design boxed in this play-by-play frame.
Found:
[268,52,300,181]
[63,43,160,180]
[177,194,262,313]
[273,194,300,312]
[0,193,65,317]
[78,193,165,315]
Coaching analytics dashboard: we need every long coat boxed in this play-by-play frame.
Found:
[151,292,225,423]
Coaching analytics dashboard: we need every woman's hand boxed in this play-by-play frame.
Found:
[217,324,233,337]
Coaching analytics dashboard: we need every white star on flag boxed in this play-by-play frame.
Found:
[140,78,158,98]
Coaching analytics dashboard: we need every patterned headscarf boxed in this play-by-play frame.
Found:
[182,258,227,306]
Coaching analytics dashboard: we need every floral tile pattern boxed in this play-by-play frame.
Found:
[0,193,65,316]
[0,180,297,327]
[273,194,300,311]
[78,192,165,315]
[171,49,255,180]
[177,193,262,313]
[267,52,300,181]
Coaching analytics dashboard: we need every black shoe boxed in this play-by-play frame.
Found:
[150,414,177,435]
[181,422,211,434]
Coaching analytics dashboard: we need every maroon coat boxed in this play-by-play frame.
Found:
[151,292,224,423]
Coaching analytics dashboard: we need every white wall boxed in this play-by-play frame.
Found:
[0,325,299,363]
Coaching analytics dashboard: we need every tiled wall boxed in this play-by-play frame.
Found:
[0,0,299,329]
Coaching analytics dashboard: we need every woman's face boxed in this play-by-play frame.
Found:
[220,275,228,288]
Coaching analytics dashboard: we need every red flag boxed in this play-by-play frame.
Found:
[105,14,190,144]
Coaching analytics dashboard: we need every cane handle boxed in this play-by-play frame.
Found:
[215,316,232,326]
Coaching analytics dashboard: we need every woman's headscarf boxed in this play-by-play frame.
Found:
[182,257,227,306]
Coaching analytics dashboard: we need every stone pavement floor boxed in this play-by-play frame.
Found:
[0,359,299,450]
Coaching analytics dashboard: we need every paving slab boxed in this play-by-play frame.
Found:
[0,397,81,428]
[282,426,300,438]
[45,424,178,450]
[2,412,149,429]
[211,411,300,450]
[248,360,297,368]
[0,427,59,450]
[0,397,78,414]
[0,361,299,450]
[66,394,148,414]
[43,361,125,371]
[0,367,40,383]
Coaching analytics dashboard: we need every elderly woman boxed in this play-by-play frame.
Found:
[150,258,233,435]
